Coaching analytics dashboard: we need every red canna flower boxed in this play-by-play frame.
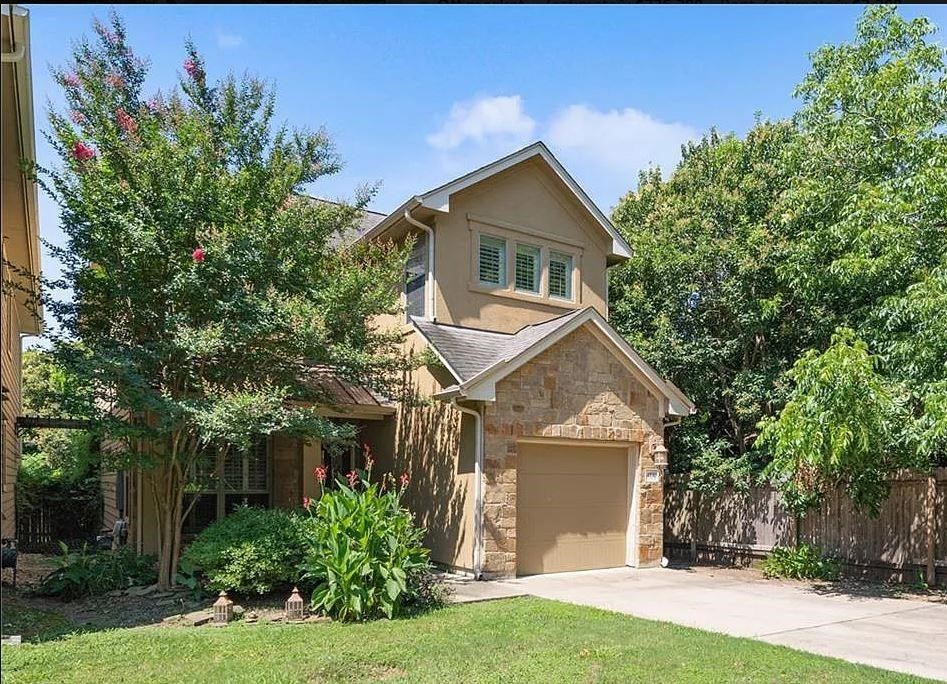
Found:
[72,141,96,162]
[399,472,410,489]
[192,247,205,263]
[346,470,359,487]
[313,466,327,484]
[302,496,311,511]
[115,107,137,135]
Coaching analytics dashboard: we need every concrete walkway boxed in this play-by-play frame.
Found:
[498,566,947,681]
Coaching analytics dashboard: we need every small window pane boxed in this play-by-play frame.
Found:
[479,235,507,286]
[405,232,428,319]
[515,244,540,293]
[549,251,573,300]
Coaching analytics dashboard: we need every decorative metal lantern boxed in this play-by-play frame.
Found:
[652,444,669,468]
[213,590,233,624]
[285,586,305,621]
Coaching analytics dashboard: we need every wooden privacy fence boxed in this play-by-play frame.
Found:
[664,469,946,586]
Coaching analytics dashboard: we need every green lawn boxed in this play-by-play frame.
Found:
[1,597,928,683]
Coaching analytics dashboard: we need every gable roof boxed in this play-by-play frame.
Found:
[359,142,632,263]
[410,308,694,417]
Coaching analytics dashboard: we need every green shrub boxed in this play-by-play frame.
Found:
[181,506,315,595]
[761,544,841,581]
[302,471,433,621]
[37,543,157,600]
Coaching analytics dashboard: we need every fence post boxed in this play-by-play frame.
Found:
[690,490,701,563]
[928,473,938,587]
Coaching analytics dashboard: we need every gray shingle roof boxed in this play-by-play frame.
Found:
[411,308,588,382]
[302,197,388,247]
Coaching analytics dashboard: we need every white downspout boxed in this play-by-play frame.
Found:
[403,208,436,321]
[453,400,483,579]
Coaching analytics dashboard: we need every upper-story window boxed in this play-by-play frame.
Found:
[405,231,428,319]
[548,251,573,300]
[470,221,581,307]
[514,243,540,294]
[478,234,507,287]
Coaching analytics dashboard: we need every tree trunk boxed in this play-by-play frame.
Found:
[152,462,185,590]
[927,473,938,587]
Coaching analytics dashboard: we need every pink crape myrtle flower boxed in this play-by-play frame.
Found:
[63,73,80,88]
[183,57,201,79]
[115,107,137,135]
[106,73,124,89]
[70,111,87,125]
[72,141,96,162]
[192,247,205,263]
[346,470,359,487]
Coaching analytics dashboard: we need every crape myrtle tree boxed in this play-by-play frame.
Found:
[30,15,410,588]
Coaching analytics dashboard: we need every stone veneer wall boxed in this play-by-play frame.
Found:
[482,325,667,577]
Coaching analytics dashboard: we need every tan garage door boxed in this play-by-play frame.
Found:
[516,441,629,575]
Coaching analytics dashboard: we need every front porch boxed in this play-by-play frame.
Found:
[121,370,395,555]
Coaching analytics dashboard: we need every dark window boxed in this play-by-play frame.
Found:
[405,231,428,320]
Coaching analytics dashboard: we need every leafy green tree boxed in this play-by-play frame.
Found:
[28,15,408,588]
[758,329,904,516]
[611,6,946,515]
[19,348,97,485]
[761,5,947,513]
[610,122,804,489]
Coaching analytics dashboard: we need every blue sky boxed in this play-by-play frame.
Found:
[25,4,947,266]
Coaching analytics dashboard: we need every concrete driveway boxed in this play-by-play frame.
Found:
[500,566,947,681]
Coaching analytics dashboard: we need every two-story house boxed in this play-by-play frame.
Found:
[124,142,693,579]
[357,142,693,578]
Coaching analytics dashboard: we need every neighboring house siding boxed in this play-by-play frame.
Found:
[1,296,21,538]
[482,325,666,578]
[434,158,610,333]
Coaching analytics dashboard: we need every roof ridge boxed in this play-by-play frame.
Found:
[411,316,513,337]
[511,306,590,334]
[299,194,388,217]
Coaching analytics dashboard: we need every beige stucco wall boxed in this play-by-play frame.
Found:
[433,158,610,333]
[481,324,667,578]
[360,340,476,572]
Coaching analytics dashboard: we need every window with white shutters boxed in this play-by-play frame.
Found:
[515,244,540,293]
[479,235,507,286]
[549,251,573,300]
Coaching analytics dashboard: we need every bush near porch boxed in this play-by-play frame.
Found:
[180,463,445,620]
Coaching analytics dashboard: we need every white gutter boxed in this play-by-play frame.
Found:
[403,208,436,322]
[452,400,483,579]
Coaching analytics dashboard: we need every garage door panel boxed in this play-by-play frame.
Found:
[517,441,629,575]
[518,473,626,506]
[518,536,628,576]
